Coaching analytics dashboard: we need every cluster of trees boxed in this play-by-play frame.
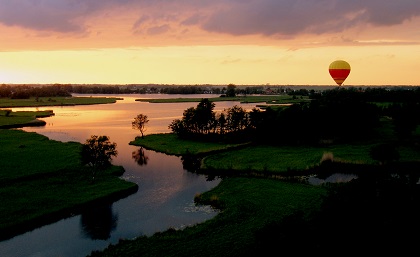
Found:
[168,98,256,141]
[81,135,118,181]
[169,88,420,145]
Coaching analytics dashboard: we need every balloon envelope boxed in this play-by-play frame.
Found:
[329,60,351,86]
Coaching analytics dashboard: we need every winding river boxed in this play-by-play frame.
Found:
[0,94,261,257]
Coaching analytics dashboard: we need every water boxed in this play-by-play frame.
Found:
[0,94,262,257]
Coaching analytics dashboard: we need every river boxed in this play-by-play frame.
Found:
[0,94,261,257]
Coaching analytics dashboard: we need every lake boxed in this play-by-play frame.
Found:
[0,94,262,257]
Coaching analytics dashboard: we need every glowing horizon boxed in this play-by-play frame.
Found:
[1,1,420,86]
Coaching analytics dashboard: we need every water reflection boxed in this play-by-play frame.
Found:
[80,203,118,240]
[181,154,202,173]
[132,147,149,166]
[308,173,358,185]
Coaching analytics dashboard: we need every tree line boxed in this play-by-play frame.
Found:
[2,83,420,100]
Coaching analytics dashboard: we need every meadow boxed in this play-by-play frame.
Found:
[0,129,138,241]
[0,96,120,108]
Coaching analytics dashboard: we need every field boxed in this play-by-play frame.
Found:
[0,96,121,108]
[0,109,54,128]
[0,129,138,241]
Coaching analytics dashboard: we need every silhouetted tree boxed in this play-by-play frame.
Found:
[226,84,237,97]
[81,135,118,181]
[132,114,149,138]
[194,98,216,134]
[225,105,249,132]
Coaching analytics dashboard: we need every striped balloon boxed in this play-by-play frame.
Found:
[329,60,351,86]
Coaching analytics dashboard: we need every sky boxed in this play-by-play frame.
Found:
[0,0,420,86]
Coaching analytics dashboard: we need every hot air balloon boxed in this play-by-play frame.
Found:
[329,60,351,86]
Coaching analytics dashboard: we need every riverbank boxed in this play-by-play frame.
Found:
[0,96,121,108]
[0,129,138,241]
[0,109,54,128]
[92,133,420,256]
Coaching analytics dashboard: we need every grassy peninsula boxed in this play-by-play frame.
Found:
[0,96,121,128]
[0,129,138,241]
[0,97,139,241]
[0,96,121,108]
[0,109,54,128]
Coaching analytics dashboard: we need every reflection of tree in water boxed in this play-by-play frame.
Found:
[80,203,118,240]
[181,154,202,173]
[181,153,218,181]
[132,147,149,166]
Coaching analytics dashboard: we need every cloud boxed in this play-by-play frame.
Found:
[201,0,420,36]
[0,0,91,33]
[0,0,419,38]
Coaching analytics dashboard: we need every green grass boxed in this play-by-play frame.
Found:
[0,110,54,127]
[0,129,138,240]
[0,96,120,108]
[130,133,250,156]
[131,134,381,173]
[135,95,310,104]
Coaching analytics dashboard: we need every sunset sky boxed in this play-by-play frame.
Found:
[1,0,419,86]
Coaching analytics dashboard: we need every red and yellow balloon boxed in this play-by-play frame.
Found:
[329,60,351,86]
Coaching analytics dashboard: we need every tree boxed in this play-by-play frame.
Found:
[132,114,149,138]
[81,135,118,181]
[226,84,236,97]
[225,105,248,132]
[194,98,216,134]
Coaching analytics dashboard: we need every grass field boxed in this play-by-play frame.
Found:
[0,109,54,128]
[0,129,138,240]
[130,133,251,156]
[0,96,121,108]
[130,133,420,174]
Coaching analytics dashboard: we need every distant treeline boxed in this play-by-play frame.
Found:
[1,84,420,101]
[0,84,281,96]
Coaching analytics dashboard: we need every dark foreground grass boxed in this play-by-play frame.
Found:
[0,129,138,240]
